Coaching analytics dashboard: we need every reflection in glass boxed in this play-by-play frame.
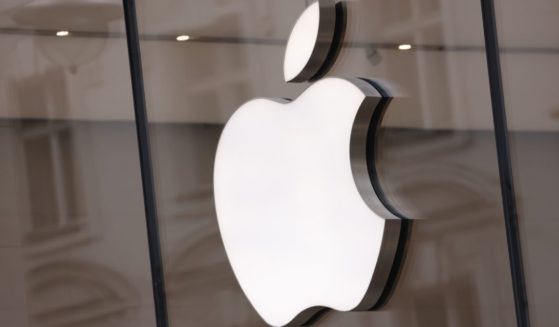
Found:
[0,1,156,326]
[135,0,517,326]
[148,124,262,325]
[494,0,559,325]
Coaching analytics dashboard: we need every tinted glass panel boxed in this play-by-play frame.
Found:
[494,0,559,325]
[135,0,517,325]
[0,1,156,326]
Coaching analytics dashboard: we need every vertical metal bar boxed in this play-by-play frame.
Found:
[480,0,530,326]
[122,0,169,326]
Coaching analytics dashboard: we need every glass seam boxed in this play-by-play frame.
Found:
[122,0,169,326]
[479,0,530,326]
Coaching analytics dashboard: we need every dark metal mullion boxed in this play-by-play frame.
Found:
[122,0,169,326]
[479,0,530,326]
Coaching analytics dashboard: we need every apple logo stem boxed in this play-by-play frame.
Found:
[213,1,409,326]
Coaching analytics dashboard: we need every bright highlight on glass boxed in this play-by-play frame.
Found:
[56,30,70,37]
[398,43,412,50]
[176,35,190,41]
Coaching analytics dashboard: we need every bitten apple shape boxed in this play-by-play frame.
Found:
[214,77,401,326]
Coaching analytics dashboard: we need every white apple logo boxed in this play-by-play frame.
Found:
[214,1,405,326]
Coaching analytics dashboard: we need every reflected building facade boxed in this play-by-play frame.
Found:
[0,1,557,327]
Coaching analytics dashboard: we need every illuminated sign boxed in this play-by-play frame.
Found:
[214,1,406,325]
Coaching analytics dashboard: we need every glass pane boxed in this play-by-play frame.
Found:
[494,0,559,325]
[0,1,156,326]
[135,0,517,326]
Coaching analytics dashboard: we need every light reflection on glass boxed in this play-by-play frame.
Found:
[0,1,156,326]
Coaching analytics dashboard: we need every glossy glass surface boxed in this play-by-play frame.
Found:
[135,0,518,326]
[0,1,156,326]
[494,0,559,325]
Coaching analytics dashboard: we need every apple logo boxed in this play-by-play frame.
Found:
[214,1,408,326]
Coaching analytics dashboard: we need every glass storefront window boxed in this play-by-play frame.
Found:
[494,0,559,325]
[0,0,553,326]
[134,0,517,326]
[0,1,156,326]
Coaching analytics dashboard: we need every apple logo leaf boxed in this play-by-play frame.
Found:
[283,0,345,83]
[214,1,409,326]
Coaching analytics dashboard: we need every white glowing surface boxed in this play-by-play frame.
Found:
[176,34,190,41]
[283,1,320,82]
[214,78,386,326]
[56,30,70,37]
[398,43,412,50]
